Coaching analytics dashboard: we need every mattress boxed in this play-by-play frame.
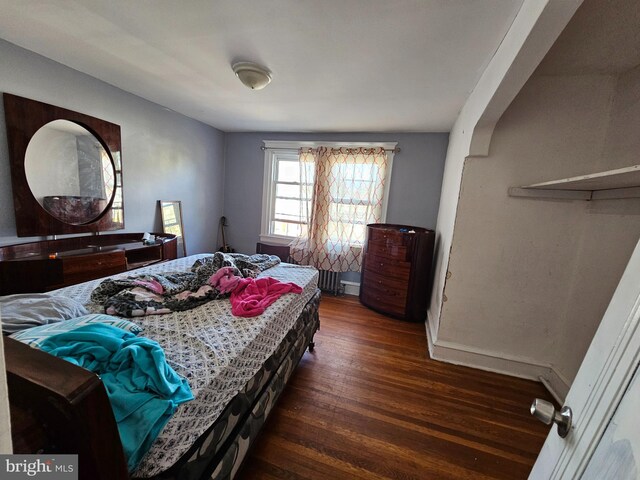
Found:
[163,290,321,480]
[51,254,319,477]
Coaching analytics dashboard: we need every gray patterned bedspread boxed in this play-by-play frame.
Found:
[90,253,281,317]
[50,254,319,477]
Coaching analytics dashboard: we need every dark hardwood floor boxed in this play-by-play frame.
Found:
[238,295,554,480]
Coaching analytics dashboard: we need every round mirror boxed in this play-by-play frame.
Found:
[24,120,115,225]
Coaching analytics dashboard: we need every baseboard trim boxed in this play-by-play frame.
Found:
[340,280,360,296]
[425,313,570,403]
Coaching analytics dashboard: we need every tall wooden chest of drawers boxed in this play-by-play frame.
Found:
[360,224,435,322]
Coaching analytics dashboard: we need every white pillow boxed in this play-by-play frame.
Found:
[10,313,143,348]
[1,293,89,334]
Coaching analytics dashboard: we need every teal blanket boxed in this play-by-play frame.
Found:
[38,323,193,471]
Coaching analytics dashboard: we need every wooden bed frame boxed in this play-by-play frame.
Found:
[5,336,129,479]
[4,290,321,480]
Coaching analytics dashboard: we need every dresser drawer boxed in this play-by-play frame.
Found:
[364,254,410,279]
[360,289,406,317]
[367,240,408,260]
[368,228,405,244]
[361,265,409,316]
[363,269,408,300]
[62,251,126,284]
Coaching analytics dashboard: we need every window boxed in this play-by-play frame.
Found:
[261,149,314,242]
[109,152,124,224]
[326,158,386,246]
[261,141,395,246]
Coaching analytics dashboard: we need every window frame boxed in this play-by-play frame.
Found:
[260,140,396,245]
[260,148,309,244]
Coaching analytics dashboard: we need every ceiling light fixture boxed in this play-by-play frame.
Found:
[232,62,272,90]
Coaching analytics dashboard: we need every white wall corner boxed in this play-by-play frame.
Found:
[425,310,439,358]
[428,0,585,391]
[468,0,584,158]
[426,312,570,403]
[427,313,555,377]
[429,0,583,343]
[539,368,571,405]
[468,122,496,157]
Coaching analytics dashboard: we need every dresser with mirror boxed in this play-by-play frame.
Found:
[0,94,177,295]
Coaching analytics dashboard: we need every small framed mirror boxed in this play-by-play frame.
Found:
[159,200,186,257]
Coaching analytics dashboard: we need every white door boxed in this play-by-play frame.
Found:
[530,237,640,479]
[581,366,640,480]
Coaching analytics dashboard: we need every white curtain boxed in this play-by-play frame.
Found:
[289,146,389,272]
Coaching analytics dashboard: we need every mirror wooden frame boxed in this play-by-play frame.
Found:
[159,200,186,257]
[3,93,124,236]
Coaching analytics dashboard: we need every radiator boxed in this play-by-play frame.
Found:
[318,269,342,295]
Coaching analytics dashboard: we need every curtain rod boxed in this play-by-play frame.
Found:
[260,145,401,153]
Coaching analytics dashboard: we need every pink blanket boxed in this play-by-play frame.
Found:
[230,277,302,317]
[208,266,242,294]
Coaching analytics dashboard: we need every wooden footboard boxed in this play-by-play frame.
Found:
[4,337,129,480]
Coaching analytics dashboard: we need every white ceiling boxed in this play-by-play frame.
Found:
[0,0,524,133]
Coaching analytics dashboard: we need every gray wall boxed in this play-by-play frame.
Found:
[223,132,448,257]
[0,39,225,255]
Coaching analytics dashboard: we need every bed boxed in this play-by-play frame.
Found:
[4,253,321,480]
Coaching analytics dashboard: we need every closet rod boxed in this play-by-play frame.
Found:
[260,146,401,153]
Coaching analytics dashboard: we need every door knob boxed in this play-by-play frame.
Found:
[530,398,572,438]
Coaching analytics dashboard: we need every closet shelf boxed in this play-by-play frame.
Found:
[508,164,640,200]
